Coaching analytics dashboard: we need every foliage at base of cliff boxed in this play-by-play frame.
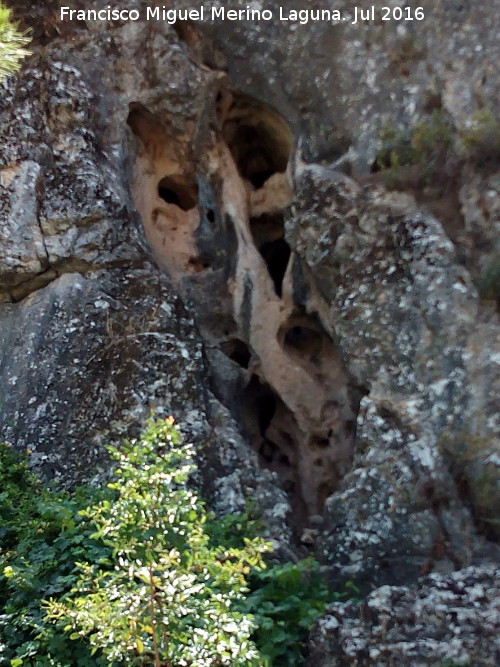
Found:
[1,419,345,666]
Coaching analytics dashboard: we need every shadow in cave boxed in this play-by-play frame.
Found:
[222,92,293,189]
[241,375,308,523]
[250,214,291,298]
[157,175,198,211]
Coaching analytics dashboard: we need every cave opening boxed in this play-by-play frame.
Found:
[240,375,309,520]
[255,388,277,436]
[243,376,283,457]
[284,325,323,357]
[222,92,293,189]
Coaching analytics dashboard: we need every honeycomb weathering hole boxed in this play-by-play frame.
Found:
[284,326,323,357]
[157,175,198,211]
[259,239,291,297]
[222,92,293,189]
[127,101,201,279]
[249,214,291,297]
[278,310,328,361]
[240,375,311,520]
[220,339,252,369]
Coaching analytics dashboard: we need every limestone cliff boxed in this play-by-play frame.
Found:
[1,1,499,663]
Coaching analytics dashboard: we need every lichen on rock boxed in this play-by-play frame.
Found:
[0,1,499,662]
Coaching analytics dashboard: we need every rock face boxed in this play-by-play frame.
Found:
[308,565,500,667]
[1,0,499,660]
[289,173,499,586]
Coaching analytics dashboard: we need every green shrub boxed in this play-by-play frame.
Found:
[208,511,363,666]
[0,442,111,666]
[374,126,414,173]
[2,419,352,666]
[240,560,332,667]
[206,513,360,667]
[411,110,453,165]
[44,418,269,666]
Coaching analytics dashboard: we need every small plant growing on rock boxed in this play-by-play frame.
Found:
[460,109,500,166]
[0,3,31,80]
[374,110,454,188]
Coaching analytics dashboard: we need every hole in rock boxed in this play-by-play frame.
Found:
[158,176,198,211]
[284,326,323,357]
[279,454,291,467]
[222,92,293,189]
[240,376,278,441]
[127,102,158,144]
[311,436,330,449]
[220,339,252,369]
[259,238,291,297]
[259,439,279,463]
[187,257,211,272]
[127,102,202,279]
[241,375,308,522]
[278,309,333,364]
[249,213,286,246]
[257,392,277,435]
[250,214,291,297]
[317,480,338,511]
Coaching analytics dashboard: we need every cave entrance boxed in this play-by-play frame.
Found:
[220,338,252,369]
[222,93,293,190]
[278,308,331,363]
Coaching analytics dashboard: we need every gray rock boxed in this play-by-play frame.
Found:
[308,565,500,666]
[0,1,499,656]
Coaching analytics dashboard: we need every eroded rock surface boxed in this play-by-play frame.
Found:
[1,0,499,660]
[308,565,500,667]
[287,171,499,584]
